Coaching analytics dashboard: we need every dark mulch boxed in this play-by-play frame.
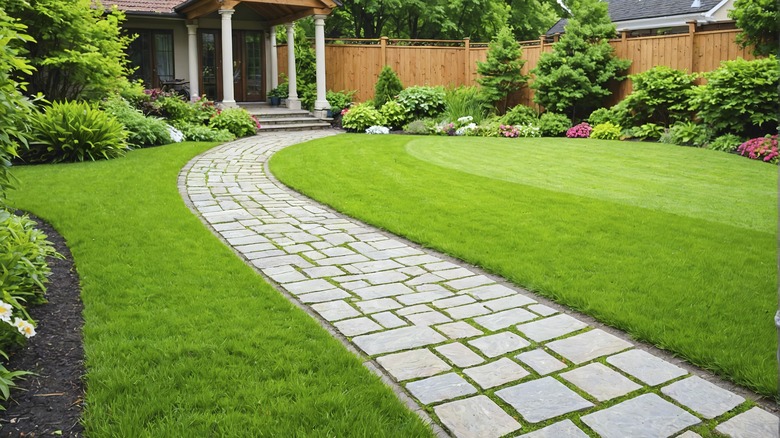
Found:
[0,214,85,437]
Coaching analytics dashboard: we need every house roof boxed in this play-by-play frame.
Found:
[547,0,730,35]
[108,0,341,20]
[108,0,181,15]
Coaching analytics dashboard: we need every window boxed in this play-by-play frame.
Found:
[127,30,175,89]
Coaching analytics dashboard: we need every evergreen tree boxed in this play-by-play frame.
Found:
[374,66,403,108]
[531,0,630,120]
[476,26,528,114]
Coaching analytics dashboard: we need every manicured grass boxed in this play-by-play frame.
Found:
[270,135,778,398]
[8,143,434,437]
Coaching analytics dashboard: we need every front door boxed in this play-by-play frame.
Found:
[198,30,264,102]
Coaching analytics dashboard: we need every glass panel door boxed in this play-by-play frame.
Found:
[244,32,264,101]
[200,31,220,101]
[154,33,174,82]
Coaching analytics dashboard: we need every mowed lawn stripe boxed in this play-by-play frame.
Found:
[270,134,777,397]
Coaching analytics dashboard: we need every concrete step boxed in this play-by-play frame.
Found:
[249,109,312,118]
[257,116,325,126]
[258,122,331,132]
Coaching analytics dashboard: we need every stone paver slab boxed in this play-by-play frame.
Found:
[284,278,334,295]
[661,376,745,419]
[405,373,477,405]
[515,349,567,375]
[310,300,360,322]
[397,290,454,306]
[355,298,402,314]
[560,362,641,401]
[445,303,492,320]
[527,304,558,316]
[434,343,484,367]
[547,329,632,364]
[334,317,383,337]
[463,357,529,389]
[473,307,537,331]
[302,266,345,278]
[353,325,446,355]
[715,407,779,438]
[465,284,517,301]
[516,314,588,342]
[372,311,407,328]
[435,321,484,340]
[518,419,588,438]
[468,332,530,358]
[483,294,537,311]
[496,376,593,423]
[433,295,476,309]
[581,393,700,438]
[606,349,688,386]
[446,275,495,291]
[297,289,350,303]
[353,283,415,300]
[376,349,451,381]
[397,304,432,316]
[406,310,453,326]
[434,395,522,438]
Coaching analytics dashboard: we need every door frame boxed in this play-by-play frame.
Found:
[197,29,265,102]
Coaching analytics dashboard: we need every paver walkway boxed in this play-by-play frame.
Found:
[180,131,779,438]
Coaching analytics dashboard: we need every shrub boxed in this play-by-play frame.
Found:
[477,26,528,113]
[736,135,778,163]
[396,86,446,119]
[156,96,198,126]
[342,103,386,132]
[178,124,236,142]
[374,66,403,108]
[628,123,665,141]
[443,86,488,124]
[590,122,622,140]
[477,117,503,137]
[516,123,541,138]
[365,126,390,135]
[666,121,709,147]
[499,124,520,138]
[102,96,171,147]
[566,122,592,138]
[0,211,58,307]
[326,90,356,113]
[23,101,128,163]
[538,113,571,137]
[690,56,779,137]
[501,105,538,126]
[708,134,745,152]
[209,108,258,138]
[624,66,697,125]
[403,119,434,135]
[532,0,630,119]
[379,100,408,130]
[730,0,779,56]
[299,82,317,111]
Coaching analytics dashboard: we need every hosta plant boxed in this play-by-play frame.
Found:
[590,122,623,140]
[209,108,258,138]
[342,103,386,132]
[379,100,408,130]
[708,134,745,152]
[396,86,446,119]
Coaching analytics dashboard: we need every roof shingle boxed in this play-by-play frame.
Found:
[107,0,182,14]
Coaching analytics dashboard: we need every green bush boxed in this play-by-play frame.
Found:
[0,211,58,307]
[708,134,745,152]
[443,86,488,124]
[690,56,779,137]
[624,66,697,125]
[374,66,403,108]
[379,100,408,130]
[326,90,356,113]
[178,124,236,142]
[403,119,434,135]
[396,86,446,119]
[590,122,623,140]
[663,121,709,147]
[23,101,128,163]
[299,82,317,111]
[102,96,171,147]
[476,26,528,114]
[477,116,503,137]
[342,103,386,132]
[538,113,571,137]
[156,96,197,126]
[628,123,665,141]
[501,105,538,126]
[209,108,258,138]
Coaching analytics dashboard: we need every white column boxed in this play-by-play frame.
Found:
[313,15,330,118]
[285,23,300,110]
[264,31,272,100]
[186,22,199,101]
[270,26,279,89]
[220,9,236,107]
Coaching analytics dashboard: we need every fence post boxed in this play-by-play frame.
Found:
[463,37,470,85]
[687,21,697,73]
[380,36,388,66]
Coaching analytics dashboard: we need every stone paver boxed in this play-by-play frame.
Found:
[496,376,594,423]
[581,393,700,438]
[434,395,522,438]
[662,376,745,419]
[183,132,772,438]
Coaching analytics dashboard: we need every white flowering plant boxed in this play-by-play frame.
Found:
[365,125,390,135]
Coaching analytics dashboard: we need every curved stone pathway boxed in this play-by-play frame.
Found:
[180,132,778,438]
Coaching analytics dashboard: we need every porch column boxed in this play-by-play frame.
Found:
[186,22,199,101]
[220,9,237,107]
[264,31,272,99]
[285,23,301,110]
[270,26,279,89]
[313,15,330,118]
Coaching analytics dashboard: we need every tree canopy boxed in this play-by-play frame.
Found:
[729,0,779,56]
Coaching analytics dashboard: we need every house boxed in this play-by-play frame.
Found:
[546,0,736,37]
[108,0,339,116]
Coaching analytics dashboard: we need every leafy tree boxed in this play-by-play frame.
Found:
[0,7,35,204]
[4,0,131,101]
[729,0,779,57]
[531,0,630,120]
[374,66,403,108]
[504,0,564,41]
[477,27,528,114]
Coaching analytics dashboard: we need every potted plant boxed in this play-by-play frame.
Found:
[268,80,288,107]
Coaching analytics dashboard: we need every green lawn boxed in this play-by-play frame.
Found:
[8,142,433,437]
[270,134,778,398]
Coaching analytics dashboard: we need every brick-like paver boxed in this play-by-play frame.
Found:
[181,132,777,437]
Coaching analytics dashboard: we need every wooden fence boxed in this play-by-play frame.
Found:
[277,26,755,108]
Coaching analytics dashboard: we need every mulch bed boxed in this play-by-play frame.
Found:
[0,214,84,437]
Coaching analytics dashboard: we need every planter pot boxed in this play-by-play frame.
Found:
[269,96,281,106]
